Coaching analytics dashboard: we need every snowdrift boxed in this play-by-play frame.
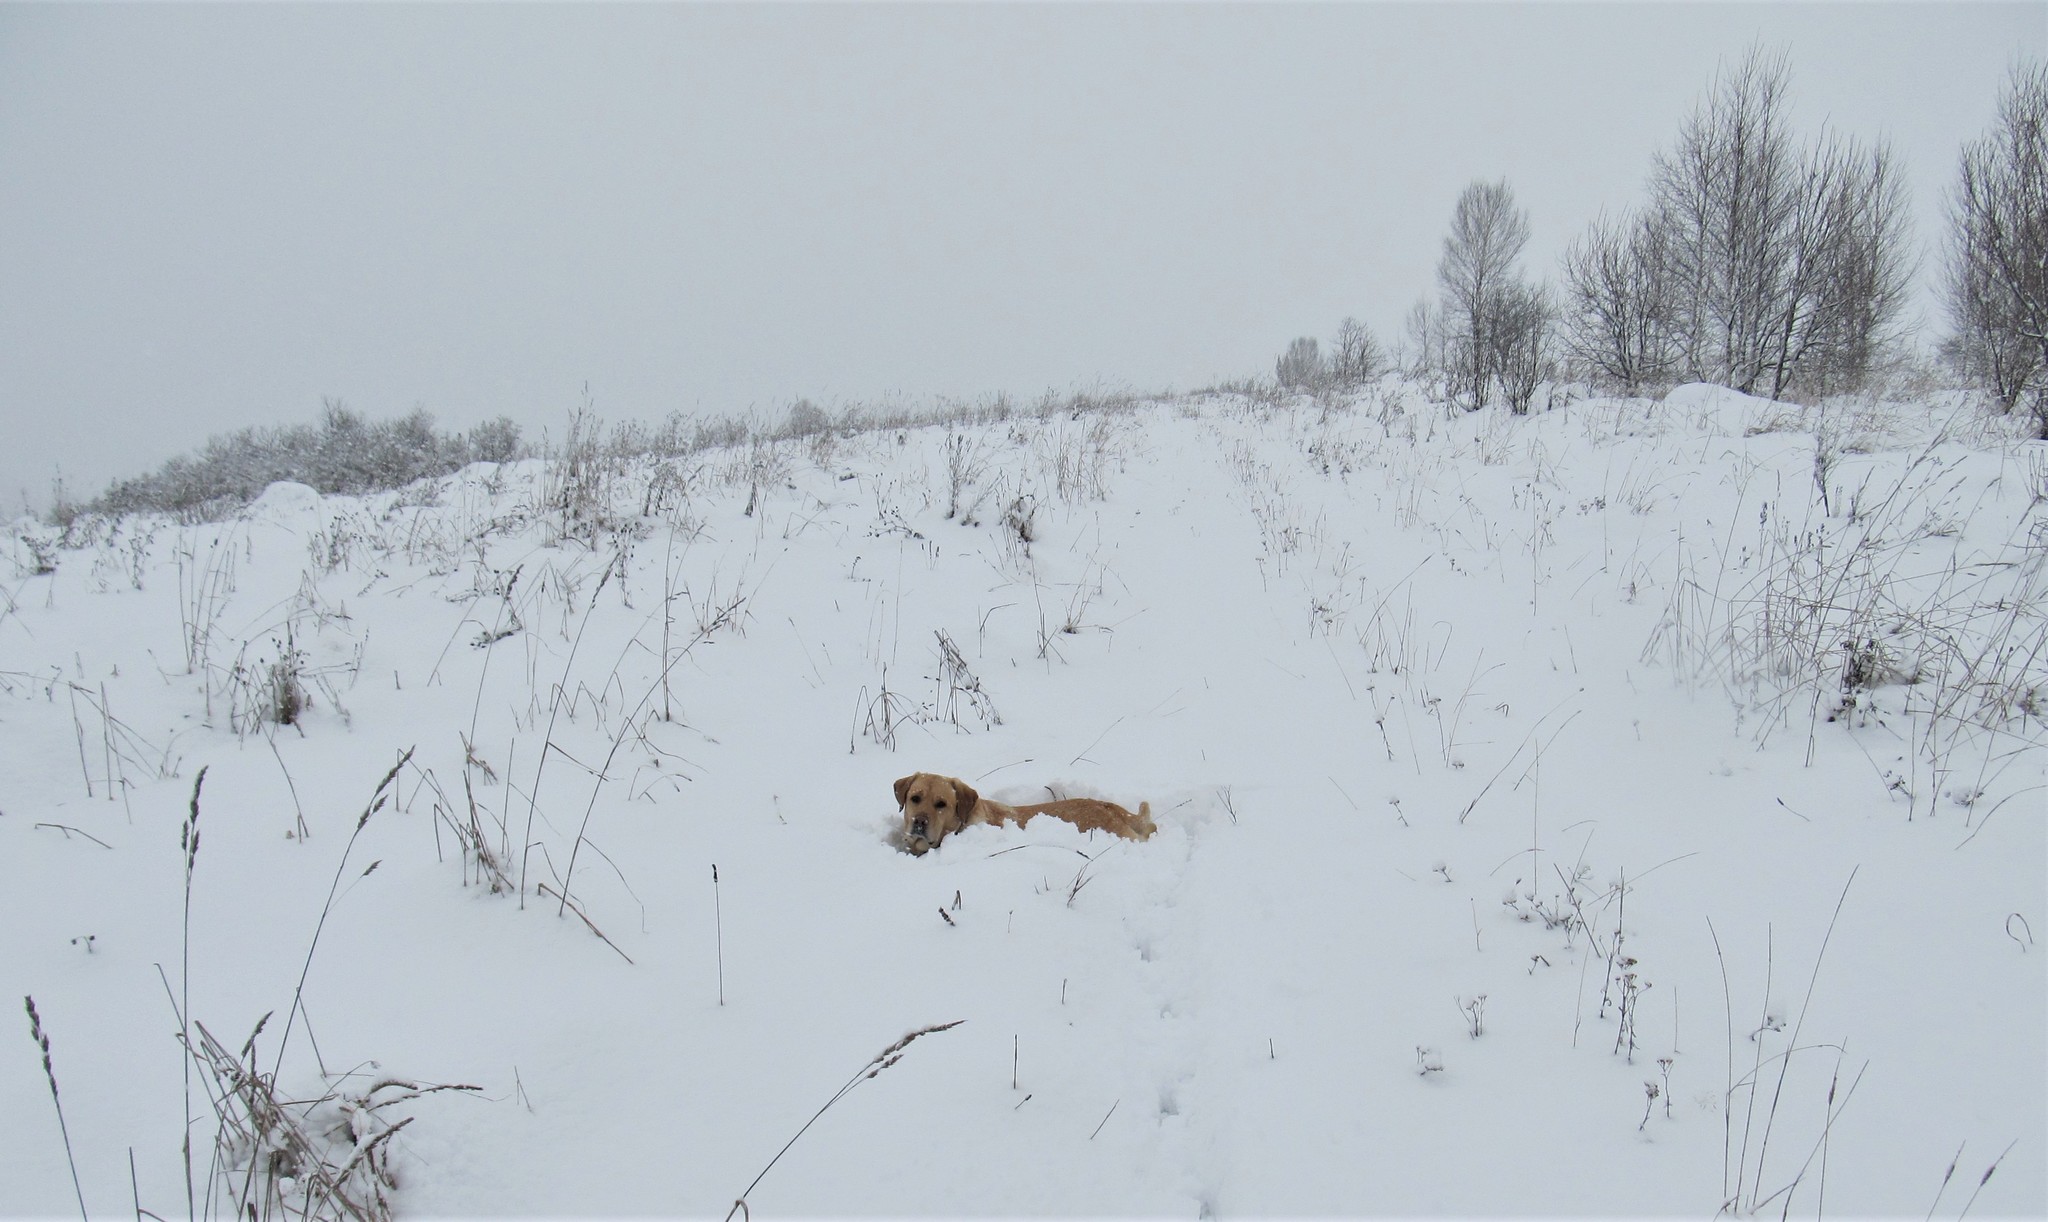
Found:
[3,384,2042,1217]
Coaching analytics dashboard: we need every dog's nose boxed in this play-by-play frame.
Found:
[910,817,928,838]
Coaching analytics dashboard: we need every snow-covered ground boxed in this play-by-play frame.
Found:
[4,383,2043,1218]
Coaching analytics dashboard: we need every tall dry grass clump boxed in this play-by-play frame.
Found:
[163,749,482,1222]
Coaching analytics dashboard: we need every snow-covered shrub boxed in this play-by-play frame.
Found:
[466,414,524,464]
[85,401,487,519]
[779,398,833,439]
[13,526,58,576]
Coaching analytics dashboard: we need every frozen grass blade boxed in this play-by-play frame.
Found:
[1928,1140,1966,1220]
[181,765,206,1222]
[1957,1140,2018,1220]
[1089,1098,1120,1140]
[32,822,114,849]
[273,748,414,1083]
[1752,867,1858,1208]
[724,1020,964,1220]
[521,568,610,907]
[25,996,89,1221]
[556,577,747,921]
[713,864,726,1006]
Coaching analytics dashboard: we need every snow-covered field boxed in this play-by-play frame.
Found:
[4,383,2043,1218]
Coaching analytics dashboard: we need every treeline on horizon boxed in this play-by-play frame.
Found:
[58,47,2048,522]
[1277,50,2046,434]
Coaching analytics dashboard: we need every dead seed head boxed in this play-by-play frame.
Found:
[871,1020,966,1067]
[24,996,55,1081]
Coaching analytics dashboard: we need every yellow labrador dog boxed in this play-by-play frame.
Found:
[894,772,1154,856]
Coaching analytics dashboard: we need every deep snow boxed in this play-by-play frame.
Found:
[3,383,2043,1217]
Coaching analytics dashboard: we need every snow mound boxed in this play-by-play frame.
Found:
[244,479,322,521]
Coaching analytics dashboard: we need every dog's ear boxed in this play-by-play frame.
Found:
[893,775,914,807]
[950,778,980,818]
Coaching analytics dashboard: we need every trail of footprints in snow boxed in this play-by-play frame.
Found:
[1120,790,1227,1214]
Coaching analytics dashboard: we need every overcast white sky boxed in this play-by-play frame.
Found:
[3,3,2042,512]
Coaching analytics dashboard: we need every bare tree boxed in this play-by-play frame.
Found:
[1490,281,1555,415]
[1437,179,1536,409]
[1764,136,1915,399]
[1401,298,1462,410]
[1649,45,1802,392]
[1946,61,2048,434]
[1945,245,2039,409]
[1331,317,1385,386]
[1559,209,1679,393]
[1276,336,1327,390]
[1646,45,1914,400]
[1403,298,1446,386]
[1826,141,1916,391]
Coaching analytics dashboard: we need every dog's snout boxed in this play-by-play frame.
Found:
[910,817,929,838]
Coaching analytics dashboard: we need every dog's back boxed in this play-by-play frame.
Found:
[1010,797,1154,840]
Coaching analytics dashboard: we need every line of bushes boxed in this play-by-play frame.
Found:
[75,400,523,521]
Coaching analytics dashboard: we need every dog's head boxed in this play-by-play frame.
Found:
[894,772,978,856]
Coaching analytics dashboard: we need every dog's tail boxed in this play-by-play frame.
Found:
[1133,801,1156,839]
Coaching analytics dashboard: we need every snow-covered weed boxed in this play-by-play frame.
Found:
[1709,873,1865,1219]
[1001,492,1037,553]
[1033,562,1114,664]
[537,408,649,545]
[1644,404,2048,817]
[208,587,361,739]
[1032,412,1127,506]
[413,759,515,895]
[65,517,157,592]
[155,757,485,1222]
[942,430,998,524]
[175,523,242,675]
[932,628,1000,730]
[186,1017,479,1222]
[56,678,180,810]
[853,668,926,752]
[1357,569,1429,681]
[1457,993,1488,1038]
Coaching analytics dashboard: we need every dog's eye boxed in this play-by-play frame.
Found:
[934,800,947,809]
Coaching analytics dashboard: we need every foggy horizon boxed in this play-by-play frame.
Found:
[3,2,2042,513]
